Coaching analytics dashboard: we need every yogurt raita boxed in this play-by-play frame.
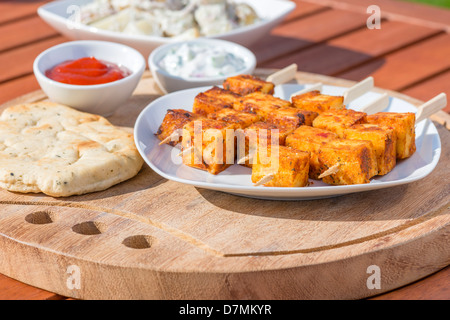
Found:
[158,43,247,79]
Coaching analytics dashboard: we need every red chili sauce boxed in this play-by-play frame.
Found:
[45,57,131,85]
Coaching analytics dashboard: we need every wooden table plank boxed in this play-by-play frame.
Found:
[336,33,450,91]
[371,266,450,300]
[0,0,50,25]
[251,8,368,65]
[260,20,442,73]
[0,273,65,300]
[0,36,68,83]
[0,74,41,106]
[0,16,58,53]
[283,0,331,23]
[304,0,450,30]
[402,70,450,114]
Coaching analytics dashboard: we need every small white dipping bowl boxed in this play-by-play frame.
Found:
[33,40,145,116]
[149,39,256,94]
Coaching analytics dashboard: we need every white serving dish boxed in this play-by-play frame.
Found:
[33,40,145,116]
[148,39,256,94]
[134,84,441,200]
[37,0,296,59]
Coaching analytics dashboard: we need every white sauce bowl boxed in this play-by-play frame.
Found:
[149,39,256,94]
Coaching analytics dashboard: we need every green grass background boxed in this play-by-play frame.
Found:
[402,0,450,8]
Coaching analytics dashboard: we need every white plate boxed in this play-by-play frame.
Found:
[134,84,441,200]
[38,0,296,59]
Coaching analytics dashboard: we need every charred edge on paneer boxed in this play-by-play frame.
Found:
[366,112,416,159]
[156,109,202,146]
[266,107,318,128]
[317,139,378,185]
[207,107,261,129]
[181,118,236,175]
[192,86,240,117]
[312,109,367,138]
[223,74,275,96]
[343,124,397,175]
[251,145,310,187]
[285,125,339,180]
[291,90,345,114]
[241,121,297,168]
[233,92,293,120]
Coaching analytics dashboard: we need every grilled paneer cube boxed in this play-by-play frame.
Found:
[223,74,275,96]
[285,126,338,179]
[366,112,416,159]
[317,139,378,185]
[233,92,293,120]
[251,145,310,187]
[266,107,318,128]
[244,122,297,146]
[156,109,202,146]
[181,118,236,175]
[291,90,345,114]
[192,86,240,117]
[343,124,397,175]
[240,121,296,167]
[208,108,261,163]
[312,109,367,138]
[207,107,260,129]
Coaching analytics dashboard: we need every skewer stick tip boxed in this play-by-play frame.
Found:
[343,76,374,105]
[237,155,250,165]
[159,136,172,145]
[359,92,390,114]
[159,131,180,145]
[266,63,298,85]
[237,152,257,165]
[415,92,447,123]
[254,174,275,187]
[318,163,340,179]
[177,146,194,157]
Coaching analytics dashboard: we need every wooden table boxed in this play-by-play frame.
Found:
[0,0,448,300]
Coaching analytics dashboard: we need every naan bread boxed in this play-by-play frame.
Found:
[0,102,144,197]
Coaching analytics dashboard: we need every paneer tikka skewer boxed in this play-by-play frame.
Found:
[154,72,438,187]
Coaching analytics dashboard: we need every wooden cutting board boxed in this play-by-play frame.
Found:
[0,70,448,300]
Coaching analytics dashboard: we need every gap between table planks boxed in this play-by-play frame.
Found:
[0,70,448,300]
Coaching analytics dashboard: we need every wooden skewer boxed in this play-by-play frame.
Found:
[343,77,374,105]
[289,77,374,106]
[415,93,447,124]
[237,154,251,165]
[159,131,181,145]
[318,163,340,179]
[266,63,298,85]
[159,135,172,145]
[254,174,275,186]
[359,92,390,115]
[177,146,194,157]
[237,149,259,165]
[289,82,323,101]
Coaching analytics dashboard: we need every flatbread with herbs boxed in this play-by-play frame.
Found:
[0,102,143,197]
